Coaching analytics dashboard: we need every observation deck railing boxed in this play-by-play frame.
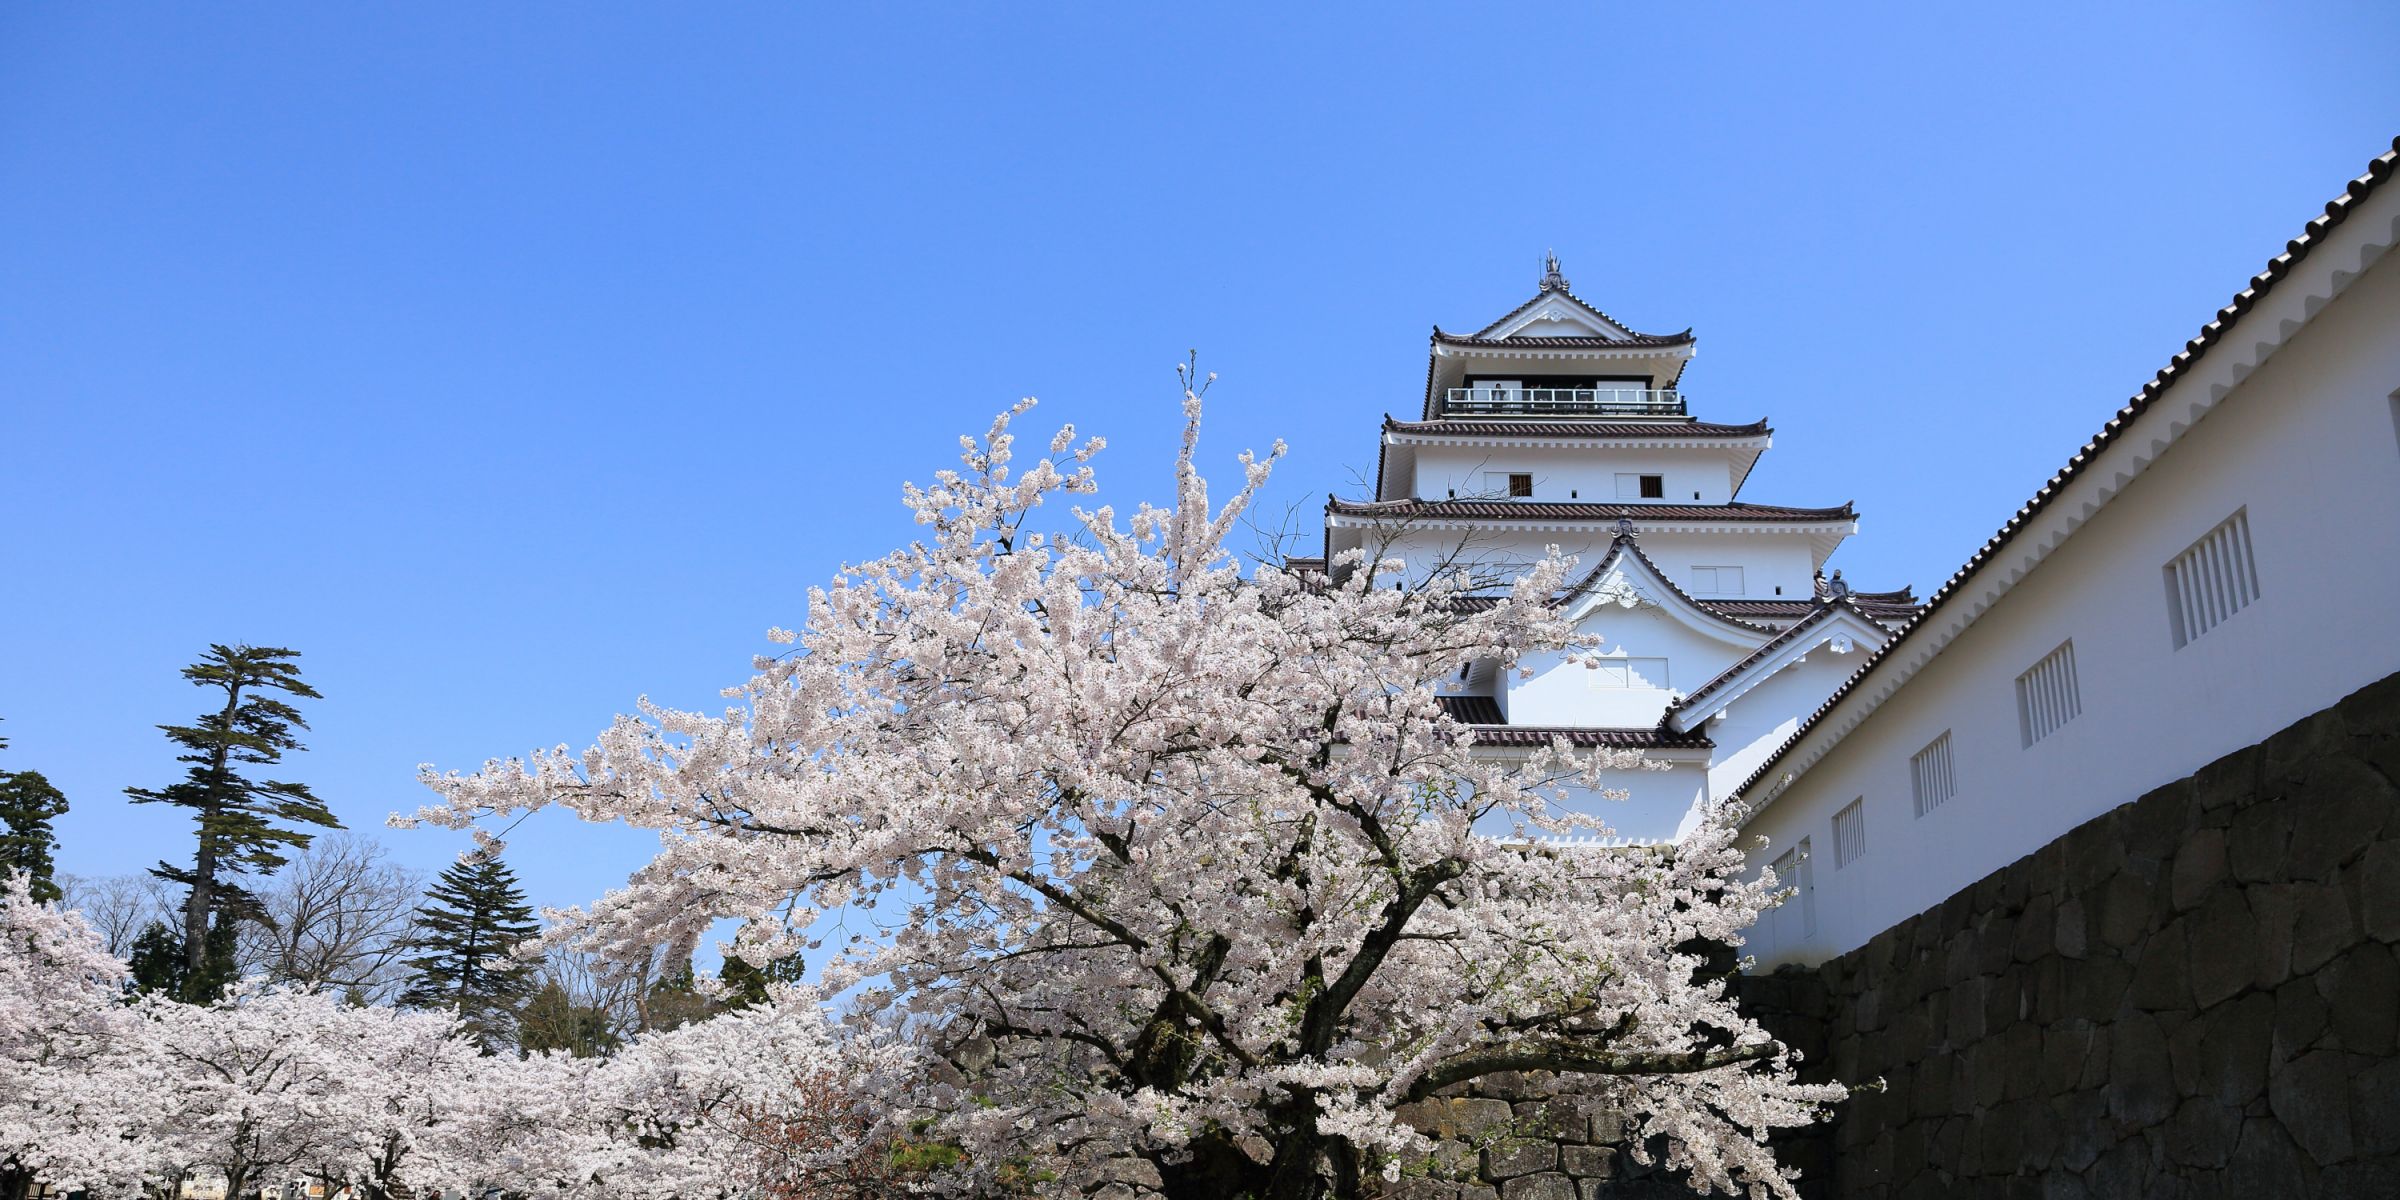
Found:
[1442,387,1687,417]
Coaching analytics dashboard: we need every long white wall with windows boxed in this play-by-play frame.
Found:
[1738,185,2400,968]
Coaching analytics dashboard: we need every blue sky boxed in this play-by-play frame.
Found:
[5,5,2396,927]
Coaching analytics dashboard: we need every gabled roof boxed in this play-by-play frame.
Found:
[1730,135,2400,813]
[1659,599,1893,734]
[1555,535,1780,638]
[1466,274,1683,343]
[1326,498,1855,525]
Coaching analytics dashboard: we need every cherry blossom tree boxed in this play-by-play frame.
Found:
[414,386,1840,1198]
[0,874,148,1200]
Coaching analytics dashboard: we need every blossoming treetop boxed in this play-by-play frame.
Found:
[412,378,1840,1199]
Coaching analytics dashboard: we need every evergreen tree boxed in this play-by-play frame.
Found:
[125,911,241,999]
[515,980,622,1059]
[397,855,541,1047]
[0,731,69,903]
[126,644,341,996]
[717,951,806,1010]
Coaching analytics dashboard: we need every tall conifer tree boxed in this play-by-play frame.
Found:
[0,731,70,903]
[126,644,341,995]
[398,855,542,1048]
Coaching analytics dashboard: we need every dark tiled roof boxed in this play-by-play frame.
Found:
[1555,535,1782,635]
[1434,694,1505,724]
[1661,598,1877,721]
[1466,287,1686,341]
[1431,329,1697,350]
[1327,498,1856,524]
[1703,597,1919,620]
[1383,416,1770,439]
[1732,136,2400,807]
[1467,725,1715,749]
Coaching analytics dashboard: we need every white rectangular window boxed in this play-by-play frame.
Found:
[1832,798,1866,869]
[1615,472,1665,500]
[1586,656,1669,690]
[2164,509,2260,649]
[1769,839,1816,940]
[2015,642,2081,747]
[1691,565,1746,595]
[1910,732,1955,817]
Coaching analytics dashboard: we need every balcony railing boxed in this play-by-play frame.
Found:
[1443,387,1687,417]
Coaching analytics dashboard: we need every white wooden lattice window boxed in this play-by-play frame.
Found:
[2163,510,2260,649]
[1691,565,1746,595]
[1911,732,1956,817]
[1768,840,1817,940]
[2016,642,2082,748]
[1832,798,1867,868]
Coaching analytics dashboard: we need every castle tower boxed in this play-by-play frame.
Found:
[1313,259,1918,839]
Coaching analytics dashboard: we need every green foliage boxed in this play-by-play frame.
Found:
[515,979,621,1058]
[716,950,806,1010]
[125,911,239,1001]
[0,759,68,904]
[397,855,541,1048]
[126,645,340,982]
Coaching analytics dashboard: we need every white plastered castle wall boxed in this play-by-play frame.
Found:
[1411,445,1739,505]
[1740,205,2400,969]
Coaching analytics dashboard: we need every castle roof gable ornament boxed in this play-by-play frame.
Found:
[1613,515,1637,539]
[1539,251,1570,294]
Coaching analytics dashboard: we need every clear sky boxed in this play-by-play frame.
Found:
[5,5,2397,927]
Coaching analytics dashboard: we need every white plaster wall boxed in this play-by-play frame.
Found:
[1475,756,1711,844]
[1742,238,2400,969]
[1411,445,1737,505]
[1700,652,1872,802]
[1365,530,1831,601]
[1509,604,1759,727]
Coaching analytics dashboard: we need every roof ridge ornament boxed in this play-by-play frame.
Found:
[1613,515,1637,539]
[1827,569,1851,599]
[1539,250,1570,294]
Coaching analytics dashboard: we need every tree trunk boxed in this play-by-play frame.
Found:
[185,680,247,980]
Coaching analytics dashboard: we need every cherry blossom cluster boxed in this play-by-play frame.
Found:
[1,876,885,1200]
[409,392,1844,1198]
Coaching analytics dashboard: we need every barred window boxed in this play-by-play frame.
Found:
[1910,732,1956,817]
[1832,797,1867,868]
[2163,510,2260,649]
[2016,642,2082,747]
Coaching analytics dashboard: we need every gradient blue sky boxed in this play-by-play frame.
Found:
[5,5,2397,926]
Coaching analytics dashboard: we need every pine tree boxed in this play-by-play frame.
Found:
[398,855,541,1048]
[125,911,241,999]
[126,644,341,997]
[718,951,806,1010]
[0,731,69,903]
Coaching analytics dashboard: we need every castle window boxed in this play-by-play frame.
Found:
[2015,642,2081,747]
[1832,798,1867,868]
[1482,471,1535,499]
[1910,732,1955,817]
[1768,840,1817,940]
[2163,509,2259,649]
[1587,656,1669,689]
[1691,565,1746,595]
[1615,473,1666,500]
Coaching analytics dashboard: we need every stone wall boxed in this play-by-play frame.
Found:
[1385,671,2400,1199]
[1762,669,2400,1197]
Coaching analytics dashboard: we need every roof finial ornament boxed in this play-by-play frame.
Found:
[1613,515,1637,539]
[1539,250,1569,294]
[1827,569,1851,599]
